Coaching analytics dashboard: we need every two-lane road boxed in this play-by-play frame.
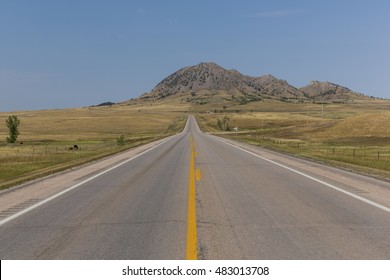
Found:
[0,116,389,259]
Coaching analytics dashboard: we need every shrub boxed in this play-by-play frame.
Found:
[116,135,125,145]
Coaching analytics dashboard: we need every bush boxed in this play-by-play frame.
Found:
[217,116,230,131]
[116,135,125,145]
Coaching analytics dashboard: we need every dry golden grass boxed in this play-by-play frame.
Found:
[0,104,187,189]
[0,105,187,142]
[313,112,390,140]
[1,98,389,186]
[196,100,390,179]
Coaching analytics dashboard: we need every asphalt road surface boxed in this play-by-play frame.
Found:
[0,116,389,259]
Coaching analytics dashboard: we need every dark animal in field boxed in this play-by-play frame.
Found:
[73,145,79,150]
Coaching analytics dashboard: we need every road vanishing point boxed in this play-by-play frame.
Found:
[0,116,389,259]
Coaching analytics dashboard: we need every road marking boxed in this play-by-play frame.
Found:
[0,136,176,227]
[217,138,390,214]
[186,134,198,260]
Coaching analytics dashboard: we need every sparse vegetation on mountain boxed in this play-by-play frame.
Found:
[135,62,371,107]
[300,81,370,102]
[95,102,115,107]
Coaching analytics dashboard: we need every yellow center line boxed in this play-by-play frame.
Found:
[186,134,197,260]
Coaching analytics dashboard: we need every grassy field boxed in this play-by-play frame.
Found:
[1,98,389,188]
[196,100,390,180]
[0,104,187,189]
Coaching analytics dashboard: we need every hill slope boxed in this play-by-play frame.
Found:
[139,62,305,103]
[133,62,371,106]
[300,81,368,101]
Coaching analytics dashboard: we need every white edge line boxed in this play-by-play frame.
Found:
[0,136,176,227]
[216,138,390,213]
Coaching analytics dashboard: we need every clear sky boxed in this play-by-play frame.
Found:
[1,0,389,111]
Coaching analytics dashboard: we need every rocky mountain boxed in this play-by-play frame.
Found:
[137,62,370,105]
[139,62,304,102]
[300,81,367,101]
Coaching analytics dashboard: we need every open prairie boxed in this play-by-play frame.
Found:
[0,104,187,189]
[1,98,390,188]
[195,100,390,179]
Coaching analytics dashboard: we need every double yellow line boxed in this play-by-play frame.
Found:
[186,134,198,260]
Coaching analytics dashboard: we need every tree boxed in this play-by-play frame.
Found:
[217,116,230,131]
[6,115,20,143]
[222,116,230,131]
[217,118,224,130]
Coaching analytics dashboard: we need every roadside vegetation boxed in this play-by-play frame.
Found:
[196,100,390,180]
[2,98,389,189]
[0,105,186,189]
[5,115,20,143]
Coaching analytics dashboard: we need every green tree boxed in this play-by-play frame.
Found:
[6,115,20,143]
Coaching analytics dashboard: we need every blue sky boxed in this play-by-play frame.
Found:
[1,0,389,111]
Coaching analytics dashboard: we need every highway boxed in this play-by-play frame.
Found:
[0,116,389,259]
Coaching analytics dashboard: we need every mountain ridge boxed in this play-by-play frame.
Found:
[299,80,367,100]
[135,62,372,105]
